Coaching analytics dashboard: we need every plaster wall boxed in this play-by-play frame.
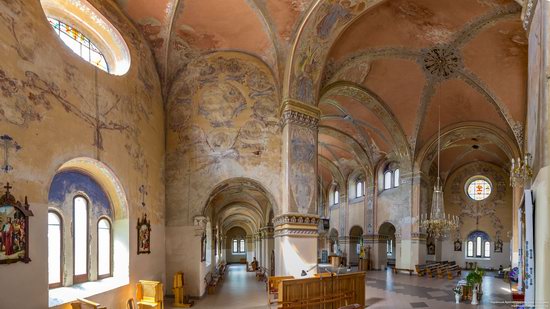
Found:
[442,162,513,270]
[0,0,165,308]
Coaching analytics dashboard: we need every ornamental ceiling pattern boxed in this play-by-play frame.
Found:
[115,0,527,189]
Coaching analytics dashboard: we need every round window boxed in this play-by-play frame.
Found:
[466,177,492,201]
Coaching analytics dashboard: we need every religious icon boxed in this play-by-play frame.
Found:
[494,239,503,253]
[137,213,151,254]
[0,182,33,264]
[454,239,462,251]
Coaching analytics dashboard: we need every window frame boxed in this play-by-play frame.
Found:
[48,210,64,289]
[467,240,474,257]
[47,17,110,72]
[73,195,89,284]
[96,216,112,280]
[334,189,339,205]
[383,171,392,190]
[394,169,400,187]
[484,241,491,258]
[239,239,245,253]
[232,239,238,253]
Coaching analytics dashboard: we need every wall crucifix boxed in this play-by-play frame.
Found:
[139,184,148,207]
[0,135,22,173]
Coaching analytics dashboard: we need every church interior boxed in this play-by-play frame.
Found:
[0,0,548,308]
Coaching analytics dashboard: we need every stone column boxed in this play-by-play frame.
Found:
[254,232,261,266]
[275,99,320,276]
[261,226,274,271]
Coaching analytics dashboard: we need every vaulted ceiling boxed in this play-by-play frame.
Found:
[116,0,527,190]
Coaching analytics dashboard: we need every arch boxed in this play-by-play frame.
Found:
[202,177,278,219]
[48,157,129,283]
[414,122,520,177]
[348,225,363,266]
[40,0,131,75]
[320,82,412,164]
[378,221,397,270]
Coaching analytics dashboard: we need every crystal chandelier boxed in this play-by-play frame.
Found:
[418,101,459,239]
[510,154,532,188]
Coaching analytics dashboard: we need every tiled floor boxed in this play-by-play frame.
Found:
[167,265,514,308]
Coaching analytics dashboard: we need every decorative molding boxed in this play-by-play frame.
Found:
[273,213,319,226]
[420,46,463,81]
[273,213,319,238]
[522,0,538,30]
[411,232,428,241]
[280,99,320,129]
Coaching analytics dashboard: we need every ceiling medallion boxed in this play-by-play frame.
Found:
[421,46,463,80]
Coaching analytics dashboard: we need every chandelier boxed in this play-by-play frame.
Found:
[418,101,458,239]
[510,154,532,188]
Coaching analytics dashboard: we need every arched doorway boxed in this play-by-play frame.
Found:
[349,226,363,267]
[378,222,396,270]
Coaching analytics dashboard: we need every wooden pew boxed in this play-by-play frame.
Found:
[415,264,427,276]
[205,272,219,294]
[267,276,294,305]
[446,264,462,280]
[424,263,442,278]
[277,272,366,308]
[436,264,452,278]
[393,268,414,276]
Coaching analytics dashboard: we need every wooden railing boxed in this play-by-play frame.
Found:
[277,272,365,308]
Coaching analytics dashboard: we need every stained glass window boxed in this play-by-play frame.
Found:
[47,18,109,72]
[467,178,492,200]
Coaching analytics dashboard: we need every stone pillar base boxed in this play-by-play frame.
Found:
[274,214,319,277]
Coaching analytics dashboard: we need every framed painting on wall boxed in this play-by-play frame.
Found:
[427,242,435,255]
[0,183,33,264]
[137,213,151,254]
[494,239,503,253]
[454,239,462,251]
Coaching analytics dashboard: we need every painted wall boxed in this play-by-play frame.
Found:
[164,51,282,296]
[442,162,513,269]
[0,0,165,308]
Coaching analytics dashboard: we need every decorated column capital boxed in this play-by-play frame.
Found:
[279,99,320,129]
[273,213,319,238]
[193,215,208,235]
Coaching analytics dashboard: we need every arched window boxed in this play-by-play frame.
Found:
[484,241,491,258]
[240,239,245,252]
[232,239,238,253]
[467,241,474,257]
[466,230,491,259]
[97,218,111,279]
[355,179,364,197]
[394,169,400,187]
[334,189,339,204]
[73,196,88,283]
[386,239,393,255]
[384,171,392,190]
[48,212,62,288]
[47,18,109,72]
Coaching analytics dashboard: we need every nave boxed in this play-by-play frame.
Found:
[170,264,513,309]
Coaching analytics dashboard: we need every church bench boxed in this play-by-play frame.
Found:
[424,263,442,277]
[256,267,267,282]
[205,272,219,294]
[393,268,414,275]
[446,264,462,280]
[415,264,427,276]
[436,264,453,278]
[267,276,294,305]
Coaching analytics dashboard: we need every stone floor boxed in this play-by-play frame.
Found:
[167,265,515,308]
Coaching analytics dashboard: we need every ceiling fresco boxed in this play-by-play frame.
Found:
[115,0,527,198]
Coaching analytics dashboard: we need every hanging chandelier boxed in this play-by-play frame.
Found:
[510,153,532,188]
[418,101,459,239]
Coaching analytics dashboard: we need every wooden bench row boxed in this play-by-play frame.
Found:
[205,262,227,294]
[415,261,461,280]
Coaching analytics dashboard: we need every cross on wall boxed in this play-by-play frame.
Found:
[0,135,22,173]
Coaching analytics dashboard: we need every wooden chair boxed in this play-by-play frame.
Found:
[70,298,106,309]
[267,276,294,305]
[136,280,164,309]
[205,272,219,294]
